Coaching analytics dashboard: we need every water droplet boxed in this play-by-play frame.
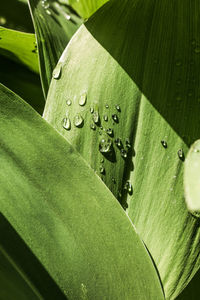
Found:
[46,9,51,15]
[0,17,6,25]
[93,111,100,124]
[42,1,50,9]
[99,138,113,153]
[121,149,127,158]
[125,138,131,149]
[103,115,108,121]
[90,107,94,113]
[100,126,103,130]
[175,60,182,66]
[124,181,133,194]
[105,104,109,109]
[194,47,200,54]
[66,99,72,106]
[62,117,71,130]
[100,158,104,163]
[99,165,105,174]
[79,92,87,106]
[53,62,62,79]
[74,114,84,127]
[161,140,167,148]
[115,105,121,112]
[178,149,185,161]
[112,114,119,123]
[90,124,96,130]
[106,128,113,136]
[32,49,38,54]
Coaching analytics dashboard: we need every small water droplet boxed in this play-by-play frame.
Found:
[43,2,50,9]
[178,149,185,161]
[115,105,121,112]
[53,62,62,79]
[66,99,72,106]
[100,126,103,130]
[46,9,51,15]
[112,114,118,123]
[99,165,105,174]
[0,17,6,25]
[99,138,113,153]
[175,60,182,66]
[90,107,94,113]
[115,138,122,148]
[125,138,131,149]
[93,111,100,124]
[90,124,96,130]
[79,92,87,106]
[105,104,109,109]
[161,140,167,148]
[62,117,71,130]
[124,181,133,194]
[194,47,200,54]
[106,128,113,136]
[121,149,127,158]
[103,115,108,121]
[32,49,38,54]
[74,114,84,127]
[100,158,104,163]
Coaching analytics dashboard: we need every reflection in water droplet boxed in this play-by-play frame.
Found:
[161,140,167,148]
[79,92,87,106]
[178,149,184,161]
[104,115,108,121]
[62,117,71,130]
[99,138,113,153]
[121,149,127,158]
[115,105,121,112]
[53,62,62,79]
[66,99,72,106]
[93,111,100,124]
[74,114,84,127]
[112,114,118,123]
[99,165,105,174]
[90,124,96,130]
[107,128,113,136]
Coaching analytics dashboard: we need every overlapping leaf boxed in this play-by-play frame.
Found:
[0,83,164,300]
[68,0,109,19]
[43,0,200,298]
[28,0,82,97]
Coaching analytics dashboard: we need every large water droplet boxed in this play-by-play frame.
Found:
[121,149,127,158]
[53,62,62,79]
[93,111,100,124]
[178,149,184,161]
[112,114,119,123]
[62,117,71,130]
[66,99,72,106]
[161,140,167,148]
[74,114,84,127]
[99,138,113,153]
[79,92,87,106]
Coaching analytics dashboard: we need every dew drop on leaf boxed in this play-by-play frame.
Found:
[121,149,127,158]
[90,107,94,113]
[124,181,133,195]
[74,114,84,127]
[161,140,167,148]
[112,114,119,123]
[66,99,72,106]
[93,111,100,124]
[62,117,71,130]
[105,104,109,109]
[106,128,113,136]
[99,138,113,153]
[53,62,62,79]
[115,138,122,148]
[90,124,96,130]
[79,92,87,106]
[104,115,108,121]
[99,165,105,174]
[178,149,185,161]
[115,105,121,112]
[125,138,131,149]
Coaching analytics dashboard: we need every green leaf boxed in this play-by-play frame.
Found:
[1,0,34,32]
[43,0,200,299]
[68,0,109,19]
[28,0,82,97]
[0,26,39,74]
[0,56,44,114]
[184,140,200,217]
[0,83,164,299]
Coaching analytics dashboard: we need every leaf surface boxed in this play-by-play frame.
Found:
[28,0,82,97]
[43,0,200,298]
[68,0,109,19]
[0,83,164,300]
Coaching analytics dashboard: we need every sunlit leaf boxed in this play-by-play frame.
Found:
[0,83,164,300]
[68,0,109,19]
[43,0,200,298]
[28,0,82,97]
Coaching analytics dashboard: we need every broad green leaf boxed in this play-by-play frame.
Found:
[28,0,82,97]
[0,56,44,114]
[176,268,200,300]
[1,0,34,32]
[68,0,109,19]
[0,83,164,299]
[0,26,39,73]
[43,0,200,299]
[184,140,200,217]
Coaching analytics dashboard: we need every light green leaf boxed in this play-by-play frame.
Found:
[0,26,39,74]
[68,0,109,19]
[43,0,200,299]
[184,140,200,217]
[0,83,164,299]
[28,0,82,97]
